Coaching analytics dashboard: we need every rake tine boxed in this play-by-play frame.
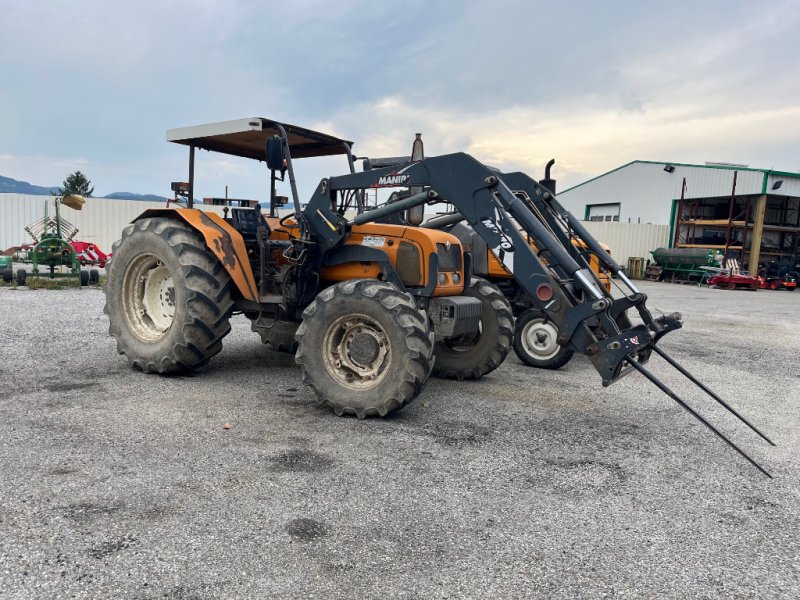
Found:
[627,359,772,479]
[652,346,775,447]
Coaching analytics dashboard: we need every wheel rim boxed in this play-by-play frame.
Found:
[521,318,560,360]
[322,313,391,389]
[122,253,176,340]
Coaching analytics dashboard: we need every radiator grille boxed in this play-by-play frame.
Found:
[436,243,462,271]
[397,241,422,286]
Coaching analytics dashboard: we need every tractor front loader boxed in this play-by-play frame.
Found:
[318,150,774,477]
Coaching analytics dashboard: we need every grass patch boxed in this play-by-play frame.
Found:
[0,273,106,290]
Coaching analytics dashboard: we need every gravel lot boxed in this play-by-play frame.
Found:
[0,281,798,599]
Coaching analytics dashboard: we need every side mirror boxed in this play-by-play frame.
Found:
[266,135,284,171]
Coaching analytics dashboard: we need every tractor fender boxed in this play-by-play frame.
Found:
[133,208,258,302]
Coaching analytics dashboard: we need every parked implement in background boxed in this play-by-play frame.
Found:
[761,274,796,290]
[13,196,100,286]
[0,255,13,283]
[708,271,797,291]
[70,240,111,269]
[104,117,773,476]
[650,247,723,284]
[759,261,797,291]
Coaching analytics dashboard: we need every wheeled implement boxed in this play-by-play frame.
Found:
[13,196,100,286]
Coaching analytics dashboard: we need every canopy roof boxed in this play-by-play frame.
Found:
[166,117,353,160]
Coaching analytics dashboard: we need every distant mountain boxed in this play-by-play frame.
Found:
[104,192,168,202]
[0,175,60,196]
[0,175,167,202]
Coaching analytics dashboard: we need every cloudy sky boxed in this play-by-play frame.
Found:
[1,0,799,201]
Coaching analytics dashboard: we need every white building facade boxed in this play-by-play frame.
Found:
[557,161,800,272]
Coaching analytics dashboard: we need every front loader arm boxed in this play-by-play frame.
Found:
[307,153,654,385]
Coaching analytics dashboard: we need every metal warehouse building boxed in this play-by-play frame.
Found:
[558,161,800,275]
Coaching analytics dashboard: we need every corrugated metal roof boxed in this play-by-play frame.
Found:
[561,160,800,195]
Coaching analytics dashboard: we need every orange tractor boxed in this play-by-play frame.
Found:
[103,117,773,475]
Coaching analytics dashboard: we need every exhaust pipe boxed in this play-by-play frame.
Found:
[540,158,556,194]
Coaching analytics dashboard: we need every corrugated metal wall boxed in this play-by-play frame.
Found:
[1,194,227,253]
[1,193,670,268]
[581,221,670,265]
[559,162,765,225]
[766,173,800,197]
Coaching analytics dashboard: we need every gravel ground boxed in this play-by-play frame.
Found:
[0,281,797,599]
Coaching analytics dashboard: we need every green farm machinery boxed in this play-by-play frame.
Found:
[650,247,723,284]
[13,195,99,287]
[0,255,13,283]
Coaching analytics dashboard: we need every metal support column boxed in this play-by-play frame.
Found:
[748,194,767,280]
[188,145,195,209]
[673,178,686,247]
[723,172,737,258]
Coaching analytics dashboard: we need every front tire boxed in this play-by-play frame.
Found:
[104,218,233,374]
[512,309,574,369]
[432,278,513,380]
[295,279,434,419]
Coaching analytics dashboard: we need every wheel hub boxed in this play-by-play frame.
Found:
[348,331,381,367]
[323,315,390,389]
[123,254,176,340]
[522,319,560,359]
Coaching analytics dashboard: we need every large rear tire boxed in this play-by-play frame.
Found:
[104,218,233,374]
[432,278,513,380]
[295,279,434,419]
[512,309,575,369]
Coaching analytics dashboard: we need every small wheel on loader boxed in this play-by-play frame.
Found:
[89,269,100,285]
[80,270,90,286]
[295,279,434,419]
[432,278,513,380]
[16,269,27,286]
[2,269,12,283]
[513,309,575,369]
[104,217,234,374]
